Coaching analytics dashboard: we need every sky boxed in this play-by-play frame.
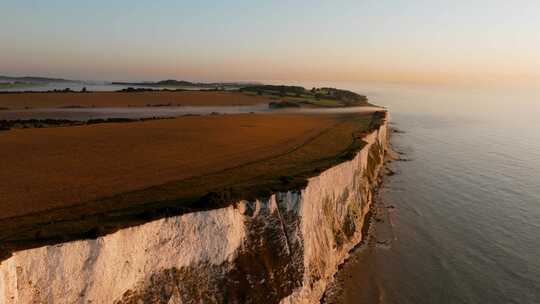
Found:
[1,0,540,85]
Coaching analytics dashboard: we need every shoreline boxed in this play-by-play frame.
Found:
[322,136,401,304]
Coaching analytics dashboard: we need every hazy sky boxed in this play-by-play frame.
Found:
[2,0,540,84]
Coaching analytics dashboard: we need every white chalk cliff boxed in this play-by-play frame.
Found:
[0,118,388,304]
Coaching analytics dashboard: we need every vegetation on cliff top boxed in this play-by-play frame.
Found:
[240,85,371,108]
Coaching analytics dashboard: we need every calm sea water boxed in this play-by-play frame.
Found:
[337,83,540,303]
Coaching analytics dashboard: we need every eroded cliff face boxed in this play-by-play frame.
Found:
[0,118,388,304]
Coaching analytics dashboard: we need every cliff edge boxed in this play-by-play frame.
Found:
[0,113,388,304]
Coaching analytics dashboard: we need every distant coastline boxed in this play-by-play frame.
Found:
[111,79,260,89]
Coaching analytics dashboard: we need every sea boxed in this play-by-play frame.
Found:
[322,82,540,304]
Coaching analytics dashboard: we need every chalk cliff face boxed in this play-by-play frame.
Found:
[0,118,388,304]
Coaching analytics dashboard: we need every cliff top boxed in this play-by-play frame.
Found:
[0,87,385,261]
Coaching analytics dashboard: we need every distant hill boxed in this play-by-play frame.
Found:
[0,76,260,88]
[240,85,371,107]
[111,79,260,88]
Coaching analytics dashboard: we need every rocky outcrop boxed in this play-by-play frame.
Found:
[0,116,388,304]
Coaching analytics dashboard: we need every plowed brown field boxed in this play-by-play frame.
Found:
[0,91,269,109]
[0,113,335,218]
